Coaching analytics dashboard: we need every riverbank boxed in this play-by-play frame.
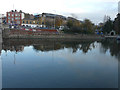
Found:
[4,34,104,40]
[2,29,104,40]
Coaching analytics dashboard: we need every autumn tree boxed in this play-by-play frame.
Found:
[67,19,74,29]
[64,18,95,34]
[81,19,94,34]
[45,19,54,27]
[55,17,63,27]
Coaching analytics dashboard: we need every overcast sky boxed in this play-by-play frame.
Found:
[0,0,119,24]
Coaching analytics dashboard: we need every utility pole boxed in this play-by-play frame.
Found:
[54,16,56,28]
[53,10,56,29]
[0,14,3,29]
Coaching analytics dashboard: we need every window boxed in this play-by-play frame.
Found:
[8,20,11,23]
[33,21,35,24]
[26,21,28,24]
[30,21,32,24]
[15,14,18,16]
[23,21,25,23]
[15,17,18,20]
[8,17,10,19]
[17,21,20,24]
[11,18,14,21]
[18,14,20,16]
[12,14,14,17]
[8,13,10,16]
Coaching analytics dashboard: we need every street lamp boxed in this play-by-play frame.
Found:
[53,10,56,29]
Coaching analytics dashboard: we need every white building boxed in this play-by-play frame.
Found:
[118,1,120,13]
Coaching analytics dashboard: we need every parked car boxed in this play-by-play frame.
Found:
[117,35,120,40]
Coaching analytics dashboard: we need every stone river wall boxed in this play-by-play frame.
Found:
[2,29,104,40]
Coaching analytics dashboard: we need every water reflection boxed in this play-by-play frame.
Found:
[0,29,2,90]
[2,39,119,88]
[2,39,120,59]
[100,39,120,60]
[2,39,98,54]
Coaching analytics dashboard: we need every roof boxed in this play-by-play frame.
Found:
[23,18,36,20]
[34,14,42,17]
[42,13,66,19]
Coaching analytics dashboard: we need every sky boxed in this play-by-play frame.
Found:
[0,0,119,24]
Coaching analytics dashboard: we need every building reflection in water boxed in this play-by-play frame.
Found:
[2,39,120,60]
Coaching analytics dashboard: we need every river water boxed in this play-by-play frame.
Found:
[1,39,120,88]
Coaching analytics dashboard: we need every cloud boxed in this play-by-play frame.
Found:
[0,0,119,23]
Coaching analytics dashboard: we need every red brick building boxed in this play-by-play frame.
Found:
[6,10,23,25]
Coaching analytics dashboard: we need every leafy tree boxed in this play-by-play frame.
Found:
[65,18,95,34]
[67,19,74,28]
[55,17,63,27]
[82,19,94,34]
[45,19,54,27]
[102,17,113,34]
[114,14,120,34]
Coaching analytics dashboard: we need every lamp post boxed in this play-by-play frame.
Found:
[54,16,55,28]
[53,10,56,29]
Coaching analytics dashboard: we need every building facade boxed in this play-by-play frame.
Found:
[6,10,24,25]
[6,10,67,28]
[22,13,42,27]
[22,13,67,28]
[0,14,2,24]
[41,13,67,27]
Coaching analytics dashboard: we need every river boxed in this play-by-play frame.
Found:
[1,39,120,88]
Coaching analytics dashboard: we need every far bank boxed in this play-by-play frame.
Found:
[2,29,105,40]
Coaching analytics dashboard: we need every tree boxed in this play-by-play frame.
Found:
[64,18,95,34]
[65,19,82,33]
[114,14,120,34]
[103,15,110,23]
[102,17,113,34]
[82,19,94,34]
[67,19,74,29]
[55,17,63,27]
